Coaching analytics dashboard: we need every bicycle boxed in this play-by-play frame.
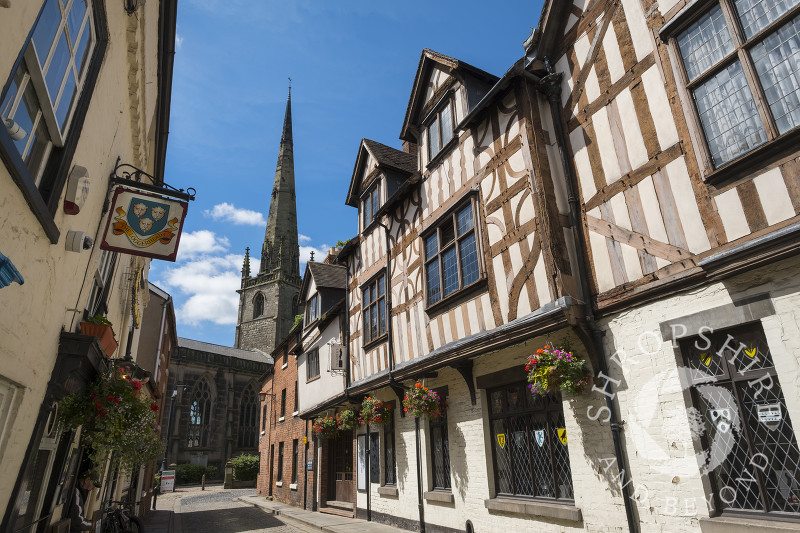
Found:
[101,500,143,533]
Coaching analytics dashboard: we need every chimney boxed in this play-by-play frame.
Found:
[402,140,418,155]
[323,247,342,264]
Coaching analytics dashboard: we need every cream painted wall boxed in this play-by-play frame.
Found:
[298,317,346,414]
[0,0,163,518]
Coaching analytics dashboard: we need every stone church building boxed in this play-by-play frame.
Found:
[235,90,302,355]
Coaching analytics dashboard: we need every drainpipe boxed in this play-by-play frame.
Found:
[524,63,638,533]
[365,420,371,521]
[303,419,309,510]
[414,417,426,533]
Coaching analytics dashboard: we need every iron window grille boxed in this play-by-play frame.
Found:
[423,199,481,307]
[253,293,264,318]
[280,389,286,418]
[669,0,800,170]
[426,99,454,161]
[238,384,258,448]
[429,392,451,490]
[362,182,380,229]
[277,442,284,482]
[307,349,320,381]
[362,274,386,345]
[679,322,800,516]
[384,401,397,485]
[488,382,574,501]
[292,439,299,484]
[187,378,212,448]
[370,432,380,484]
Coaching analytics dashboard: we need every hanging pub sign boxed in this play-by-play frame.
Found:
[100,187,188,261]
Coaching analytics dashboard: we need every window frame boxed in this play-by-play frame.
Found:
[294,380,298,413]
[305,293,320,324]
[421,194,485,310]
[306,349,320,381]
[277,442,284,482]
[0,0,108,243]
[362,180,381,230]
[428,390,451,491]
[425,97,455,164]
[678,322,800,517]
[280,388,286,419]
[253,292,264,319]
[361,273,387,347]
[187,378,212,449]
[487,382,575,502]
[291,439,299,484]
[663,0,800,182]
[383,401,397,486]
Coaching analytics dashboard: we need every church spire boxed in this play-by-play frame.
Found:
[260,84,299,277]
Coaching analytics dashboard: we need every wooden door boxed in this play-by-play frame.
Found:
[328,434,352,503]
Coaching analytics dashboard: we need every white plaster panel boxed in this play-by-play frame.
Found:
[492,254,510,322]
[441,312,453,345]
[638,175,669,244]
[564,13,579,35]
[467,300,480,335]
[555,54,575,113]
[481,170,499,205]
[754,168,795,225]
[429,316,441,351]
[516,285,531,321]
[485,209,504,246]
[574,33,591,69]
[462,136,476,181]
[659,0,681,13]
[533,252,552,308]
[592,106,623,184]
[508,242,524,280]
[610,193,633,231]
[714,188,750,242]
[480,293,496,329]
[616,89,649,169]
[505,150,527,188]
[455,306,466,339]
[574,0,590,11]
[665,157,711,253]
[620,242,644,281]
[603,22,626,84]
[585,67,601,104]
[570,126,597,199]
[641,66,680,150]
[517,192,536,226]
[589,231,616,292]
[588,207,601,219]
[621,0,653,62]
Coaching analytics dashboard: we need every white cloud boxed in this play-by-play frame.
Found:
[175,33,184,51]
[204,202,267,226]
[300,244,330,265]
[298,234,311,244]
[162,254,243,326]
[177,230,229,258]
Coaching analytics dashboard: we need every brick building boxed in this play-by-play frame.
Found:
[258,323,315,508]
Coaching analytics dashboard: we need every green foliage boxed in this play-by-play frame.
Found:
[360,397,392,426]
[175,463,206,484]
[85,314,112,326]
[335,240,350,248]
[336,408,359,430]
[153,472,161,488]
[204,465,219,480]
[231,454,259,481]
[312,416,339,439]
[58,365,162,474]
[526,345,591,396]
[292,314,303,329]
[403,383,445,419]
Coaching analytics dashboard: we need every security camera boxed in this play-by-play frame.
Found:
[3,118,27,141]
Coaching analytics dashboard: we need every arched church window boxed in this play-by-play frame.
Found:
[238,383,258,448]
[187,378,212,448]
[253,293,264,318]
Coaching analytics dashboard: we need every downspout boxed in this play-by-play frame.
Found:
[303,419,309,509]
[524,64,638,533]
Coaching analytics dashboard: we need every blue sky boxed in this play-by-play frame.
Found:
[149,0,544,347]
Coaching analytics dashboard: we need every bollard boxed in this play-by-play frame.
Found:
[202,474,205,491]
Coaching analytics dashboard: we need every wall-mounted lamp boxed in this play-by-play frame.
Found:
[123,0,144,14]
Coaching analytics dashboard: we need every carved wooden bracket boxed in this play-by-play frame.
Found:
[453,360,476,405]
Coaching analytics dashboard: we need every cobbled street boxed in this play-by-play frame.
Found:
[152,486,305,533]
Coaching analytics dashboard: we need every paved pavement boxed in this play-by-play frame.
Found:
[143,485,302,533]
[142,485,405,533]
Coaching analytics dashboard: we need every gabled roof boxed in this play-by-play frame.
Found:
[176,337,273,364]
[345,138,417,207]
[399,49,498,142]
[298,262,347,303]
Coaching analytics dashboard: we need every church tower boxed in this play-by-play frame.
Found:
[235,89,301,353]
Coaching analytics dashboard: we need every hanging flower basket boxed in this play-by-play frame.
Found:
[58,365,162,473]
[312,416,339,439]
[360,397,393,426]
[336,408,360,431]
[403,383,445,419]
[526,345,592,396]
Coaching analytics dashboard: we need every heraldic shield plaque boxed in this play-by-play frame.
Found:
[100,187,188,261]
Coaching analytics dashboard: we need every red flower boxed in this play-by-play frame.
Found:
[415,383,422,388]
[150,403,159,411]
[131,380,143,390]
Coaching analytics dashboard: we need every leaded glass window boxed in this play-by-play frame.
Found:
[489,383,574,500]
[187,378,212,448]
[362,275,386,345]
[675,0,800,168]
[426,100,454,161]
[384,402,397,485]
[307,349,320,380]
[680,322,800,515]
[238,384,258,448]
[429,392,451,490]
[363,182,380,229]
[424,200,481,306]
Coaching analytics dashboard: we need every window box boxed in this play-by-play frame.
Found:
[79,321,117,357]
[484,497,582,523]
[424,490,454,504]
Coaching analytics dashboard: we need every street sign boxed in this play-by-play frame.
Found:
[161,470,175,493]
[306,459,313,471]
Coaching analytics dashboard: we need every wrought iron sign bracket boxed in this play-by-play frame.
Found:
[110,157,196,201]
[453,360,476,405]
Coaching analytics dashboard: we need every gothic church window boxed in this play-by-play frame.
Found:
[670,0,800,169]
[253,293,264,319]
[187,378,212,448]
[238,383,258,448]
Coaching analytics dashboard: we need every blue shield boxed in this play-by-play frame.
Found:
[535,430,545,447]
[127,197,170,236]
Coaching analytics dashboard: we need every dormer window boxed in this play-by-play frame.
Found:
[426,100,454,161]
[306,293,320,324]
[362,182,380,229]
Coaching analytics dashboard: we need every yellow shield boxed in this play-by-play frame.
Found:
[497,434,506,448]
[557,428,567,445]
